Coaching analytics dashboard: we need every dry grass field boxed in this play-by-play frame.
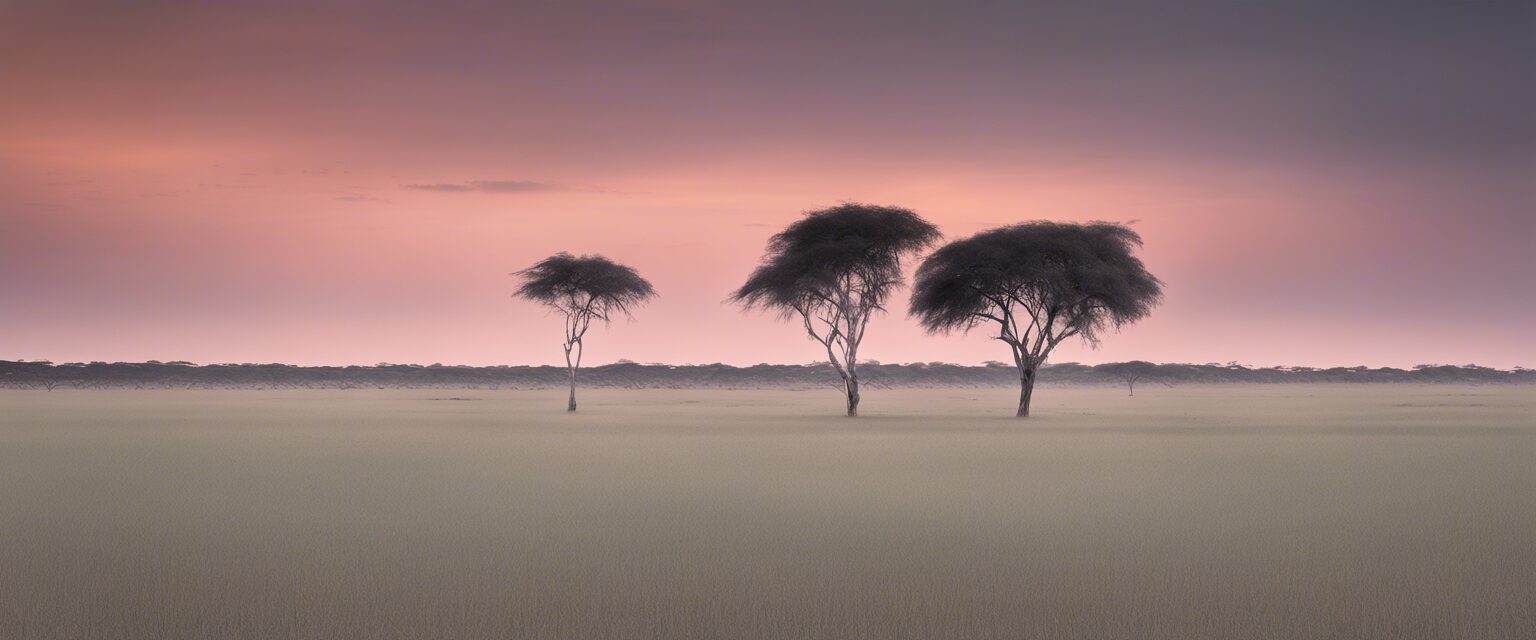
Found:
[1,385,1532,639]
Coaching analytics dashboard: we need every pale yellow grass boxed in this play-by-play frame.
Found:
[1,385,1532,639]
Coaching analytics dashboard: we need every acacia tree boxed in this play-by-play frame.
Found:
[513,253,656,412]
[909,221,1162,417]
[1098,360,1159,396]
[732,203,939,416]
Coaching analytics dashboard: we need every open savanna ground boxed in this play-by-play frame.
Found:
[2,385,1532,639]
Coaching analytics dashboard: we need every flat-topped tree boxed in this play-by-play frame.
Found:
[514,253,655,412]
[732,203,940,416]
[909,221,1162,417]
[1098,360,1160,396]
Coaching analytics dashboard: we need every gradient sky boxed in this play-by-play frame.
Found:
[2,0,1532,368]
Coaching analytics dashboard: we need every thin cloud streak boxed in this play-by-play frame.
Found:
[404,180,561,194]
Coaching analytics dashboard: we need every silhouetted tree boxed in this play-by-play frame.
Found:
[514,253,656,411]
[910,221,1162,417]
[1098,360,1159,396]
[732,203,939,416]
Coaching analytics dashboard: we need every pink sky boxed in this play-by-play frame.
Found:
[2,1,1532,368]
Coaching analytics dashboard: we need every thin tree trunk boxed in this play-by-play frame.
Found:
[845,371,860,417]
[1017,366,1036,418]
[564,340,578,412]
[563,332,586,412]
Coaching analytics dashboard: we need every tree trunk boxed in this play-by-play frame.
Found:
[845,372,860,417]
[1128,379,1135,396]
[567,366,577,412]
[1017,366,1036,418]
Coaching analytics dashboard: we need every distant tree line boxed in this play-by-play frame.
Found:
[3,359,1528,391]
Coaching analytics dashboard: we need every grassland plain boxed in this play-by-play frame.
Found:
[1,385,1532,639]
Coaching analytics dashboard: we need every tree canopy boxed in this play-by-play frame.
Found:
[910,221,1161,344]
[514,253,655,321]
[732,203,940,317]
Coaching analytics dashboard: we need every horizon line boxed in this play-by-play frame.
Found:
[5,359,1527,372]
